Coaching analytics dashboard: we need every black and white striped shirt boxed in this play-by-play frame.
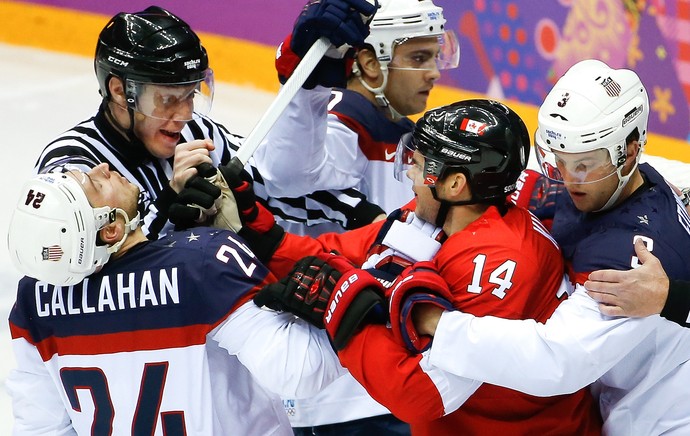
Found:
[34,104,377,239]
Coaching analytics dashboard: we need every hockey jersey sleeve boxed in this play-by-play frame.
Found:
[661,279,690,327]
[255,86,367,197]
[212,300,346,399]
[426,283,677,396]
[338,324,481,423]
[267,218,385,279]
[6,338,76,435]
[252,86,385,230]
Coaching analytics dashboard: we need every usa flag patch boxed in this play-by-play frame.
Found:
[42,245,63,261]
[601,77,621,97]
[460,118,487,135]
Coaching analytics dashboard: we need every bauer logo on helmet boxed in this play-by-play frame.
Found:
[622,105,643,128]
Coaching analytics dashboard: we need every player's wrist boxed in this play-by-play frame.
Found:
[660,279,690,327]
[413,304,444,336]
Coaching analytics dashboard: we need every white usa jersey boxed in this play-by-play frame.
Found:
[255,86,415,235]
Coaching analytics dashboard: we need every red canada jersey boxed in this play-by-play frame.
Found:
[339,205,602,435]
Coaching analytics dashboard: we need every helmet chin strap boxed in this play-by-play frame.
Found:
[595,157,640,212]
[104,98,149,153]
[106,208,142,255]
[353,63,405,121]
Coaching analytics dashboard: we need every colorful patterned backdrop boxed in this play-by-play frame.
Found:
[440,0,690,142]
[7,0,690,148]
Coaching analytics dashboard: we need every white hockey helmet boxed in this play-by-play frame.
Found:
[354,0,459,119]
[366,0,458,70]
[7,164,138,286]
[535,59,649,210]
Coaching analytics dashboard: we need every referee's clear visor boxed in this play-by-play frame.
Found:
[125,69,214,121]
[536,140,618,184]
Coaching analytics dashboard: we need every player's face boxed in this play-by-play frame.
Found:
[554,149,619,212]
[408,150,442,222]
[132,84,197,159]
[386,37,441,116]
[68,163,140,220]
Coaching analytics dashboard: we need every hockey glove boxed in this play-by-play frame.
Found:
[508,169,563,230]
[388,261,455,354]
[169,163,221,230]
[254,253,387,350]
[292,0,377,56]
[277,0,378,89]
[209,161,285,263]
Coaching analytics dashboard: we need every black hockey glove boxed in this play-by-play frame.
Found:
[169,163,221,230]
[212,160,285,264]
[254,253,387,350]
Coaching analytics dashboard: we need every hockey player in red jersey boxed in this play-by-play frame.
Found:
[6,162,345,435]
[398,61,690,435]
[245,100,602,434]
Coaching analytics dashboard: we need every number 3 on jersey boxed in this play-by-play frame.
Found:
[631,235,654,268]
[467,254,517,299]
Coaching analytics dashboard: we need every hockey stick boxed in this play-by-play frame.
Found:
[224,36,331,173]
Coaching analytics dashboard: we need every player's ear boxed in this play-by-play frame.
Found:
[622,138,642,176]
[355,49,383,84]
[108,77,127,106]
[99,220,124,247]
[442,171,469,202]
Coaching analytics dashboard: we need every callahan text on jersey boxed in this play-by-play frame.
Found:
[33,267,180,317]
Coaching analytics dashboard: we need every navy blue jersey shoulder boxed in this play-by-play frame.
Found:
[10,228,271,344]
[551,163,690,279]
[329,88,414,142]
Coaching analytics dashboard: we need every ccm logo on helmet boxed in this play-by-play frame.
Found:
[324,272,360,324]
[107,56,129,67]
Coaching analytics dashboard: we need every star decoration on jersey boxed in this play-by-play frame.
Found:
[187,232,200,242]
[638,215,649,225]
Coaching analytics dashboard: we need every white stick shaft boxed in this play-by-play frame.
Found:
[234,37,331,165]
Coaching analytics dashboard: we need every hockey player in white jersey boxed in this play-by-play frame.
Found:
[255,0,459,235]
[252,0,458,433]
[5,162,345,435]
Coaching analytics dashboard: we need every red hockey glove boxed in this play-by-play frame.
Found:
[508,169,563,229]
[214,161,285,263]
[388,261,454,354]
[253,253,387,350]
[322,258,387,350]
[217,165,275,234]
